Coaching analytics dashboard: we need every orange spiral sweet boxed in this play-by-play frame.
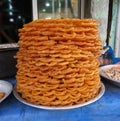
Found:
[15,19,102,106]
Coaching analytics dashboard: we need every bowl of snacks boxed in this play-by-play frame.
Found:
[0,80,13,103]
[100,63,120,87]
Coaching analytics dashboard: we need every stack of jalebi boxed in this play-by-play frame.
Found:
[15,19,102,106]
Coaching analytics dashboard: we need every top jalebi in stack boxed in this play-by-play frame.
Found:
[18,19,102,58]
[15,19,102,106]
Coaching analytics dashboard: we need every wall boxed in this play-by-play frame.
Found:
[91,0,109,46]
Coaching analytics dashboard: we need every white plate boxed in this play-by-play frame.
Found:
[13,83,105,110]
[0,80,13,103]
[100,64,120,87]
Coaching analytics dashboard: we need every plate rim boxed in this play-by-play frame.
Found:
[13,82,105,110]
[0,80,13,103]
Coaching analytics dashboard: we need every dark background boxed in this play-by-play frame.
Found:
[0,0,32,78]
[0,0,32,44]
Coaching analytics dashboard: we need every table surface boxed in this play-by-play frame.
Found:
[0,78,120,121]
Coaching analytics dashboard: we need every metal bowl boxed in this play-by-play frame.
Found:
[0,80,13,103]
[100,64,120,87]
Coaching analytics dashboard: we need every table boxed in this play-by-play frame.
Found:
[0,78,120,121]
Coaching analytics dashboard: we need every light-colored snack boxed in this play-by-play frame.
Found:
[102,67,120,80]
[15,19,102,106]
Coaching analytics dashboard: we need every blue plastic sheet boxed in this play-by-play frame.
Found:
[100,46,120,66]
